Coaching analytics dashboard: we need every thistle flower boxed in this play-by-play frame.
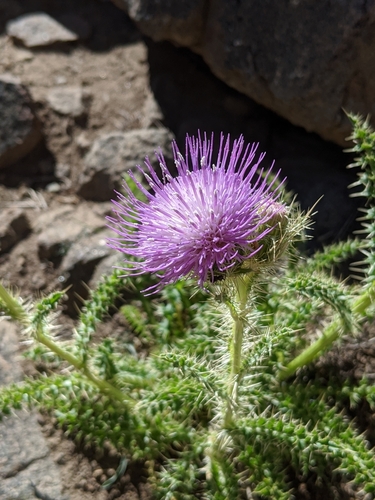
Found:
[108,133,285,292]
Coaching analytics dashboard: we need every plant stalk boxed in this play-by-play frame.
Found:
[35,327,133,407]
[279,285,375,380]
[0,282,28,324]
[0,283,133,407]
[224,278,248,427]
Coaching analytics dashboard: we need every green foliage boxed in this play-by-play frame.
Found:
[2,266,373,498]
[306,238,362,272]
[74,269,130,365]
[2,116,375,498]
[347,113,375,284]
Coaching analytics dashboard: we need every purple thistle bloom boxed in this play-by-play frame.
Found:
[108,132,284,292]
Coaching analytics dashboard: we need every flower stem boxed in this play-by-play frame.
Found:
[35,327,133,407]
[0,282,133,408]
[279,285,375,381]
[224,278,248,427]
[0,282,28,325]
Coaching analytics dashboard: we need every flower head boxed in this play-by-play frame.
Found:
[108,132,285,292]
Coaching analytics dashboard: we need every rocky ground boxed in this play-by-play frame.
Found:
[0,1,371,499]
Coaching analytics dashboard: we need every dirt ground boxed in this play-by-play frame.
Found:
[38,411,152,500]
[1,1,374,499]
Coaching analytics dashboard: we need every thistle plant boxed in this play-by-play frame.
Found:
[107,132,299,425]
[1,124,375,499]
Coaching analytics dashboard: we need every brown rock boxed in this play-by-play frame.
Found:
[0,208,30,255]
[46,86,85,117]
[77,128,174,201]
[36,203,108,263]
[0,75,42,169]
[59,230,113,316]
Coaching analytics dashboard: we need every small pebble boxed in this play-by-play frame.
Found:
[120,474,130,485]
[108,448,119,458]
[85,482,97,493]
[55,162,71,179]
[36,414,46,425]
[43,424,55,437]
[46,182,61,193]
[106,468,116,477]
[54,75,68,85]
[55,452,66,464]
[13,48,34,62]
[75,478,87,489]
[93,467,104,479]
[107,489,121,500]
[47,86,84,117]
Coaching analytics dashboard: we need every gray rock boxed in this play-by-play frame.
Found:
[60,231,112,277]
[0,454,66,500]
[0,321,66,500]
[46,86,85,117]
[140,92,164,128]
[37,220,85,262]
[0,208,31,255]
[0,413,50,479]
[0,75,42,169]
[89,253,122,288]
[75,132,91,154]
[33,205,74,232]
[12,47,34,62]
[36,203,107,263]
[0,321,23,385]
[77,128,174,201]
[34,202,113,314]
[6,12,81,47]
[113,0,375,146]
[45,181,62,193]
[55,163,71,180]
[59,230,114,316]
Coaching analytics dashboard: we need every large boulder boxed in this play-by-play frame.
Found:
[112,0,375,146]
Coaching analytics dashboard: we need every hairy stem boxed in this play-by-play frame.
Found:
[0,282,28,324]
[224,278,249,427]
[0,283,133,408]
[279,285,375,380]
[35,327,133,407]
